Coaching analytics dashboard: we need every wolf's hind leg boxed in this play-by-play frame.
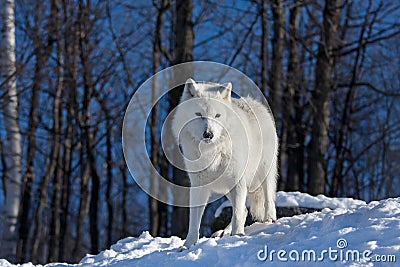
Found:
[262,163,277,223]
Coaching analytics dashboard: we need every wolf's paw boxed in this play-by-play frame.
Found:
[212,223,232,238]
[264,215,277,224]
[177,245,189,252]
[179,235,197,252]
[231,232,245,237]
[211,229,232,238]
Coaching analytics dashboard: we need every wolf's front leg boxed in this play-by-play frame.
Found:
[229,182,247,236]
[178,187,208,251]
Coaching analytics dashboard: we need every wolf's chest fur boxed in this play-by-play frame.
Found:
[187,138,232,184]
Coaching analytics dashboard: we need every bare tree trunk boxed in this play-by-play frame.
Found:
[58,40,71,260]
[73,160,90,261]
[63,1,89,259]
[88,140,100,255]
[170,0,194,239]
[78,0,100,254]
[48,161,62,262]
[260,0,268,95]
[0,0,22,262]
[270,0,284,120]
[120,164,128,237]
[18,1,56,261]
[270,0,285,188]
[148,0,170,238]
[105,116,114,247]
[307,0,341,195]
[93,80,115,249]
[31,35,62,260]
[158,164,169,236]
[331,1,371,197]
[62,0,79,260]
[49,115,66,263]
[284,0,301,191]
[59,147,71,261]
[81,51,100,255]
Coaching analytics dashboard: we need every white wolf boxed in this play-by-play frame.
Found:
[172,78,278,251]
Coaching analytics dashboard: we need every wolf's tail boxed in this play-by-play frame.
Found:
[248,186,265,222]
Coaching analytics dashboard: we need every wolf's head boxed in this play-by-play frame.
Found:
[175,78,233,144]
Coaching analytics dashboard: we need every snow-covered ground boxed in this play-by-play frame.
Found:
[1,192,399,267]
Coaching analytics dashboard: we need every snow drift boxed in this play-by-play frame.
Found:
[1,192,399,267]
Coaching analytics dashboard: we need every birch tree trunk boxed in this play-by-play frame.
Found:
[0,0,22,262]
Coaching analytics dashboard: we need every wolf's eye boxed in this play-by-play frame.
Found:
[195,112,202,117]
[215,113,221,118]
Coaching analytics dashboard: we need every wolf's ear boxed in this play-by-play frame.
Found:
[220,82,232,100]
[184,78,199,97]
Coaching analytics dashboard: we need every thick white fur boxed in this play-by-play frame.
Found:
[172,79,278,251]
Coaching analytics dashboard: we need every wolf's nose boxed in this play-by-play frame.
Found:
[203,131,214,140]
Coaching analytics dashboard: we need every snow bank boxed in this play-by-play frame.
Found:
[75,198,399,267]
[215,191,366,218]
[1,194,398,267]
